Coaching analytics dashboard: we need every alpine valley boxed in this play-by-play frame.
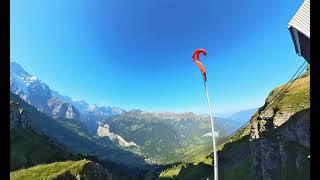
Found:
[10,62,250,179]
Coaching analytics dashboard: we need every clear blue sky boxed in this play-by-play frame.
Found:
[10,0,305,115]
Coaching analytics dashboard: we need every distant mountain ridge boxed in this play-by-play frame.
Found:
[10,62,244,135]
[99,110,241,164]
[227,108,258,124]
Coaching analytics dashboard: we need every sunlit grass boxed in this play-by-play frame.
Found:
[10,159,90,180]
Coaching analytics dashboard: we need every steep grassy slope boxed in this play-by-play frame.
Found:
[10,159,112,180]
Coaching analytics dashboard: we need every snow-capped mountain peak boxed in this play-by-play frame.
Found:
[10,62,30,77]
[88,104,99,112]
[10,62,126,125]
[10,62,52,110]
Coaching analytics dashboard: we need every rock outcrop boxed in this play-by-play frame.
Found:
[97,123,140,148]
[48,98,80,120]
[52,160,113,180]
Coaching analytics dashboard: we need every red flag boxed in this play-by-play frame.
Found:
[192,48,207,61]
[195,60,207,82]
[192,49,207,82]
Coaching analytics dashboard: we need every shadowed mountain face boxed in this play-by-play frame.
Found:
[10,101,76,171]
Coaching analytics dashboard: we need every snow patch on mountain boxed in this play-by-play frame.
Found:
[88,104,98,112]
[10,72,30,100]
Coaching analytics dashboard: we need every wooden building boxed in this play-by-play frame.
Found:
[288,0,310,63]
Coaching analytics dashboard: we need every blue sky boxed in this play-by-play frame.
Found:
[10,0,305,115]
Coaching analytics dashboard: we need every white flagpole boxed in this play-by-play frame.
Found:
[203,80,218,180]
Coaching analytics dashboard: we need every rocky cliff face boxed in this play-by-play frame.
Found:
[249,109,310,180]
[76,160,113,180]
[48,98,80,120]
[249,68,310,180]
[97,123,140,148]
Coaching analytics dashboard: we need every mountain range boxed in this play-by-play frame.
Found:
[10,62,252,163]
[10,99,158,179]
[10,61,264,179]
[10,61,310,179]
[10,62,126,132]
